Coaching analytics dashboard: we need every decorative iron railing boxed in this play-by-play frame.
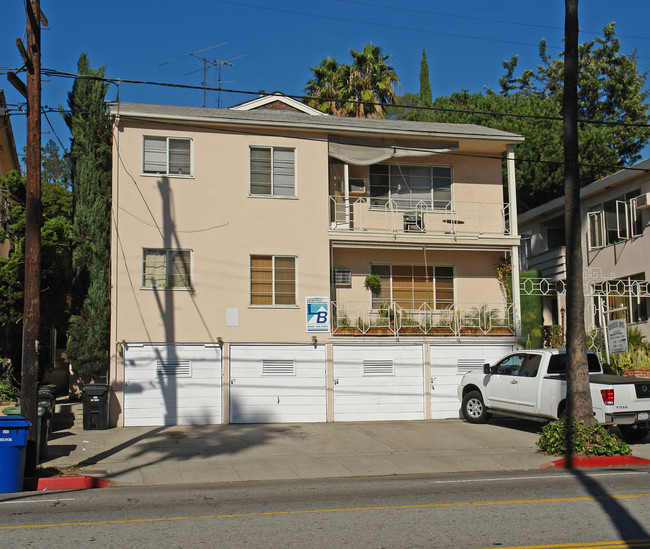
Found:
[329,196,511,236]
[331,301,514,336]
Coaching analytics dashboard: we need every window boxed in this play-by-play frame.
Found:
[250,255,296,305]
[607,273,648,325]
[369,164,452,210]
[369,264,454,310]
[588,191,643,249]
[143,136,192,176]
[250,147,296,197]
[142,249,192,288]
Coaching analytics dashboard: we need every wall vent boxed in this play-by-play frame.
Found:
[363,359,394,376]
[457,358,485,375]
[262,360,296,376]
[156,360,191,377]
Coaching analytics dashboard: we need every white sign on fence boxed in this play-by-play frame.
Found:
[607,318,628,354]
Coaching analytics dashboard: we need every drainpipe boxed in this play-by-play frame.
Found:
[507,145,522,338]
[344,163,350,229]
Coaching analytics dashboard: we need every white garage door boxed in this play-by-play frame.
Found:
[229,345,327,423]
[123,343,222,426]
[429,343,513,419]
[333,345,425,422]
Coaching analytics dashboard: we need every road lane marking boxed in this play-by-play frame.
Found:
[0,498,75,505]
[486,539,650,548]
[428,471,648,485]
[1,492,649,530]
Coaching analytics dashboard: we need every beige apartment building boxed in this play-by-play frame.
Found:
[519,159,650,348]
[107,94,524,427]
[0,90,21,258]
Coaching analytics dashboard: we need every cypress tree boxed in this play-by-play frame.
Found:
[419,49,433,107]
[63,53,112,381]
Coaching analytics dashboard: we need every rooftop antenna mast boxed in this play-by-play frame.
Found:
[185,54,246,107]
[159,43,231,107]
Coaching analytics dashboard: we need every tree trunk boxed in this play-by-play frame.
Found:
[563,0,595,426]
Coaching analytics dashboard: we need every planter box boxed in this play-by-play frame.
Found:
[623,369,650,379]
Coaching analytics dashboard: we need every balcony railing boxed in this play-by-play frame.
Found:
[332,301,514,336]
[329,196,511,236]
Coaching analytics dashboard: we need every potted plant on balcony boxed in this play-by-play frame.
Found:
[364,274,382,294]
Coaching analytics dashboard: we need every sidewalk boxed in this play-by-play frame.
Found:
[39,418,650,487]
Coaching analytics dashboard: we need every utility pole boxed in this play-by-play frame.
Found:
[21,0,42,474]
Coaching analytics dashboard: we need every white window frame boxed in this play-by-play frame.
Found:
[249,254,298,307]
[249,146,296,197]
[143,136,193,177]
[587,210,605,250]
[369,163,453,211]
[142,248,193,289]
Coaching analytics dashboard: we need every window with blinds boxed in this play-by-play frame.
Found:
[250,255,296,305]
[143,136,192,176]
[143,248,192,289]
[250,146,295,197]
[370,264,454,310]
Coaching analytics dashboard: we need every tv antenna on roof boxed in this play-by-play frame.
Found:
[159,43,245,108]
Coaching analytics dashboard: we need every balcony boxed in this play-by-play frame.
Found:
[329,196,511,237]
[331,301,514,337]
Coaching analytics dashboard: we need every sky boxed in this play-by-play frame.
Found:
[1,0,649,164]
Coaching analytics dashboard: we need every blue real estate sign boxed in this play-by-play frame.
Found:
[306,297,330,333]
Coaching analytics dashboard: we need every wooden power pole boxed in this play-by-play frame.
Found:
[21,0,42,474]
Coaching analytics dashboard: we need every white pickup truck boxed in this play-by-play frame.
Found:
[458,349,650,441]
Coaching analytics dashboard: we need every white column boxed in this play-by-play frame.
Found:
[507,145,522,338]
[344,163,350,228]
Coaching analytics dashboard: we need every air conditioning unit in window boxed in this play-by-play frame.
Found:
[635,192,650,209]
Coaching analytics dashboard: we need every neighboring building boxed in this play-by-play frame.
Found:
[519,159,650,343]
[107,93,525,427]
[0,89,21,258]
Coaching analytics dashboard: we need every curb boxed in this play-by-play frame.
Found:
[542,455,650,469]
[24,476,112,491]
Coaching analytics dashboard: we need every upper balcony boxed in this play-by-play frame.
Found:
[329,196,512,239]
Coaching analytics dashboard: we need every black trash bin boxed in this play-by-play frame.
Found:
[38,385,56,437]
[82,384,110,430]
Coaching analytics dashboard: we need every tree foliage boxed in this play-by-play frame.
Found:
[304,43,399,118]
[63,53,112,381]
[398,25,650,211]
[0,170,73,367]
[418,49,432,108]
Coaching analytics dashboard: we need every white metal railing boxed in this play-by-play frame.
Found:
[331,301,514,336]
[329,196,511,236]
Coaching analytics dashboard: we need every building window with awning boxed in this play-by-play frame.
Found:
[369,164,452,211]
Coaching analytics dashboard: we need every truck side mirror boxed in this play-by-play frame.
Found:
[483,363,491,374]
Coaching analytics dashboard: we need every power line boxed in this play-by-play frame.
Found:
[34,68,650,130]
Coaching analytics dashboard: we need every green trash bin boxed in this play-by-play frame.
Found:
[2,406,48,464]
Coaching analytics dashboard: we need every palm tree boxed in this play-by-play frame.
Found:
[303,57,346,116]
[303,44,399,118]
[346,43,398,118]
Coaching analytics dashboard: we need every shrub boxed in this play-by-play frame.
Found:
[536,417,630,457]
[0,358,19,402]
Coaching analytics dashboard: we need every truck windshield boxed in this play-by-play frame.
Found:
[547,353,601,374]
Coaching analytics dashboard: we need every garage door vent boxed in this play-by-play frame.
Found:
[363,359,394,376]
[262,360,296,376]
[156,360,192,377]
[457,358,485,375]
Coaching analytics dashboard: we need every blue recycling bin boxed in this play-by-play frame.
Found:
[0,415,31,493]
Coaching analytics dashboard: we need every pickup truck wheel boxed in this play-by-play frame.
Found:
[462,391,491,424]
[619,425,650,442]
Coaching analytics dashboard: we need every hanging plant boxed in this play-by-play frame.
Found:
[364,274,382,293]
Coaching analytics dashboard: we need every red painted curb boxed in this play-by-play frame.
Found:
[23,476,112,491]
[543,455,650,469]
